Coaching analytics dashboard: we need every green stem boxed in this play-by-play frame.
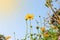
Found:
[43,17,46,27]
[30,20,32,34]
[25,21,28,40]
[36,20,39,34]
[30,20,33,40]
[14,32,16,40]
[39,16,42,28]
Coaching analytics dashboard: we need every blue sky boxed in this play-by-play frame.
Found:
[0,0,60,40]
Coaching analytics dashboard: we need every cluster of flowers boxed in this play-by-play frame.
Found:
[22,0,60,40]
[22,11,60,40]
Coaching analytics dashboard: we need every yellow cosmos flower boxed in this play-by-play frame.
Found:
[44,33,49,37]
[44,32,49,37]
[5,36,11,40]
[25,14,34,20]
[41,27,45,32]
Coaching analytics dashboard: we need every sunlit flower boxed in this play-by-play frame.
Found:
[44,33,49,37]
[5,36,11,40]
[41,27,45,32]
[25,14,34,20]
[44,32,49,37]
